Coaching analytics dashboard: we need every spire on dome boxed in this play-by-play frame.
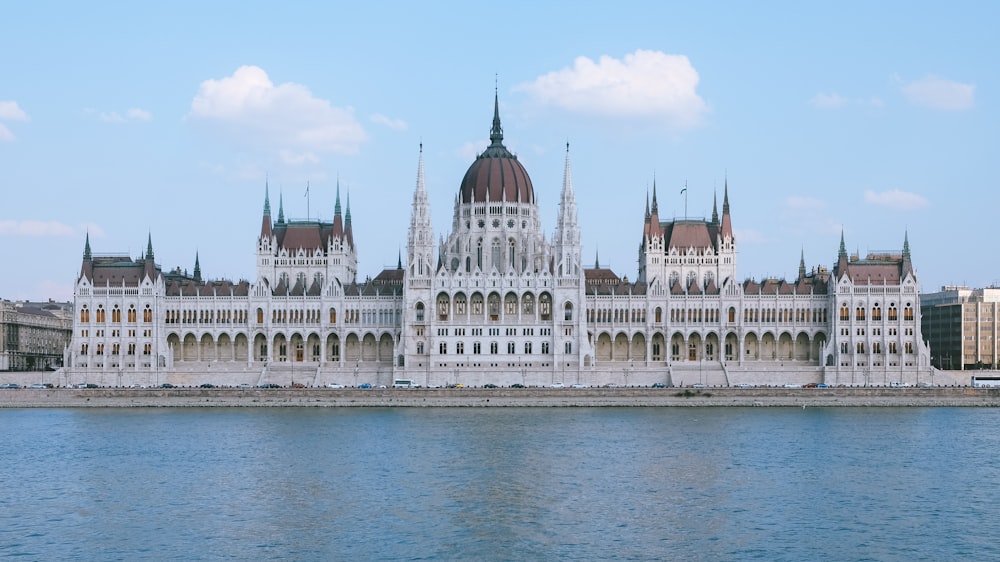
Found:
[489,88,503,147]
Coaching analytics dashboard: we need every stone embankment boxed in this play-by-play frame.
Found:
[2,387,1000,408]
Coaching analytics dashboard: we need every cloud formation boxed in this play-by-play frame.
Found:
[371,113,407,131]
[516,49,708,128]
[864,189,928,210]
[189,66,367,159]
[809,93,848,109]
[0,220,103,238]
[0,100,29,141]
[900,76,974,111]
[90,107,153,123]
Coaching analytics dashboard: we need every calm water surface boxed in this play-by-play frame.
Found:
[1,407,998,561]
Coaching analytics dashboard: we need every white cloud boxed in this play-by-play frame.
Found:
[516,49,708,128]
[371,113,407,131]
[0,101,29,121]
[0,220,103,238]
[900,75,974,111]
[126,108,152,121]
[0,123,13,142]
[457,140,487,162]
[88,107,153,123]
[189,65,367,157]
[784,196,826,210]
[279,149,320,166]
[733,228,767,245]
[864,189,928,210]
[809,93,848,109]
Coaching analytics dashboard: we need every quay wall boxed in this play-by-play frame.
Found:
[2,387,1000,408]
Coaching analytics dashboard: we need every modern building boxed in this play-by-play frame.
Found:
[921,286,1000,370]
[66,95,934,387]
[0,300,73,371]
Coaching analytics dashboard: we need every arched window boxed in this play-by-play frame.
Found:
[143,305,152,323]
[476,239,483,269]
[855,306,865,322]
[112,305,121,323]
[888,304,898,321]
[564,302,574,321]
[839,304,849,322]
[329,308,337,324]
[437,293,450,320]
[491,238,502,270]
[127,305,136,323]
[96,306,105,323]
[415,302,425,322]
[872,303,882,321]
[655,307,662,323]
[539,293,552,321]
[80,306,90,323]
[509,239,516,272]
[903,303,914,322]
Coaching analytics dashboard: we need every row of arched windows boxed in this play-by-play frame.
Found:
[80,304,152,324]
[421,291,556,322]
[166,308,248,324]
[838,302,913,322]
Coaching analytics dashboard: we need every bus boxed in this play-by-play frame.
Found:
[971,376,1000,388]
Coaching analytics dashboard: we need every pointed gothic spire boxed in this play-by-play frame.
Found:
[193,252,202,282]
[345,191,352,226]
[277,191,285,224]
[489,88,503,147]
[722,177,730,215]
[798,249,806,281]
[334,179,342,217]
[644,191,651,222]
[838,230,848,261]
[145,233,154,260]
[263,180,271,216]
[594,249,601,269]
[397,249,403,270]
[83,232,92,260]
[903,231,911,260]
[651,180,659,215]
[711,190,719,224]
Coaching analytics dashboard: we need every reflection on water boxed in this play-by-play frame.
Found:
[1,407,998,560]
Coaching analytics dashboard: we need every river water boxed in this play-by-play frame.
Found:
[1,407,997,560]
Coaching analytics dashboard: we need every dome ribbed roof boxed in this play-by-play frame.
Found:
[458,95,534,204]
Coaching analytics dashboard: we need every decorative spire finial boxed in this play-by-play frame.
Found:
[277,190,285,224]
[145,232,154,260]
[84,231,92,260]
[489,87,503,147]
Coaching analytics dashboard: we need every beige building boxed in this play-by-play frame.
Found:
[0,300,73,371]
[921,286,1000,370]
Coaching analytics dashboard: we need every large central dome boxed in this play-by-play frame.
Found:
[458,96,535,204]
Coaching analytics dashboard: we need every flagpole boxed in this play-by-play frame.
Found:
[681,181,688,219]
[305,181,310,220]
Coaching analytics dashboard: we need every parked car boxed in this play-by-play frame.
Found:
[28,383,48,389]
[691,383,707,389]
[291,383,306,388]
[571,383,591,388]
[160,383,175,388]
[549,382,566,389]
[358,383,372,389]
[258,383,281,388]
[326,383,345,389]
[0,383,21,389]
[510,383,525,388]
[199,383,215,388]
[652,383,667,388]
[483,383,498,388]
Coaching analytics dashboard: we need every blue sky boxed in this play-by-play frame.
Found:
[1,1,995,301]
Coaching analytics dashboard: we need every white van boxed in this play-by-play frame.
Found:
[392,379,420,388]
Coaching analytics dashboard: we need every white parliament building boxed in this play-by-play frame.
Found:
[66,96,934,388]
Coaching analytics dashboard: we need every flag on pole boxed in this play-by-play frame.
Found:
[680,187,687,194]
